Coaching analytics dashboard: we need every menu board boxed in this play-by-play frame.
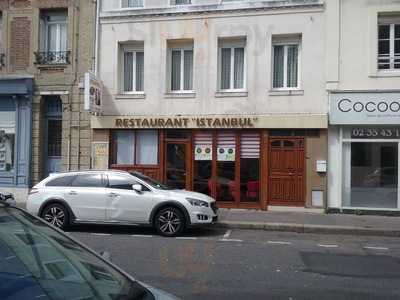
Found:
[91,142,109,170]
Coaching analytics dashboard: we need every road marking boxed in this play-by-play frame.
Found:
[364,246,389,251]
[267,241,292,245]
[220,238,243,242]
[223,230,232,239]
[317,244,339,248]
[176,237,197,240]
[91,233,111,236]
[131,234,153,238]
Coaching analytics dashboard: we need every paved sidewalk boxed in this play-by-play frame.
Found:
[216,208,400,237]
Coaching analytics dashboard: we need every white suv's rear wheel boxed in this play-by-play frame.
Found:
[42,203,69,230]
[155,207,185,237]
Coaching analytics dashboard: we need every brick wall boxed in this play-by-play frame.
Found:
[10,0,31,9]
[10,17,31,70]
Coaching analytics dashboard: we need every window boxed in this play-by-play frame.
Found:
[46,175,76,187]
[172,0,191,5]
[122,45,144,93]
[112,130,158,166]
[108,174,141,190]
[71,174,104,188]
[272,36,301,89]
[39,10,68,64]
[168,41,193,92]
[121,0,143,8]
[378,15,400,70]
[218,38,246,90]
[0,99,15,172]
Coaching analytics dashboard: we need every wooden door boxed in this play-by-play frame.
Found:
[268,138,305,206]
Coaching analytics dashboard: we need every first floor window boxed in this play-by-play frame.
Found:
[123,48,144,92]
[0,104,15,172]
[272,38,300,89]
[121,0,143,8]
[378,15,400,70]
[218,38,246,90]
[173,0,191,4]
[168,43,193,92]
[113,130,158,165]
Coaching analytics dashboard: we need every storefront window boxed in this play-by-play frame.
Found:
[343,142,398,209]
[240,133,260,202]
[216,132,236,202]
[193,132,212,196]
[0,109,15,172]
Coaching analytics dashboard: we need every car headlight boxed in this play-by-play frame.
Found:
[186,198,209,207]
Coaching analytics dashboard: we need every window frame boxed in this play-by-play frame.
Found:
[171,0,191,6]
[377,19,400,71]
[271,40,302,91]
[120,0,144,9]
[42,11,68,54]
[167,44,194,93]
[120,45,145,94]
[217,39,247,92]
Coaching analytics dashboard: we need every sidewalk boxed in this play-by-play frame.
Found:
[216,208,400,237]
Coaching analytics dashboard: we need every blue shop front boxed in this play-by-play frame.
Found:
[0,76,33,202]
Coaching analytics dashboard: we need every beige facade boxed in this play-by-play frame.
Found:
[0,0,95,189]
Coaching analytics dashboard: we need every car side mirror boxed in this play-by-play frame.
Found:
[132,184,143,193]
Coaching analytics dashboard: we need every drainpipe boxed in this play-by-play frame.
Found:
[94,0,100,76]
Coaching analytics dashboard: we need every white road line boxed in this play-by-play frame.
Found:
[364,246,389,251]
[131,234,153,238]
[267,241,292,245]
[91,233,111,236]
[317,244,339,248]
[176,237,198,240]
[220,238,243,242]
[223,230,232,239]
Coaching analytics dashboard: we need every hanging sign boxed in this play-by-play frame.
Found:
[194,146,212,161]
[217,147,235,161]
[84,72,102,114]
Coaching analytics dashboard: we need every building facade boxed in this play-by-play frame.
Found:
[93,0,328,210]
[327,0,400,212]
[0,0,96,202]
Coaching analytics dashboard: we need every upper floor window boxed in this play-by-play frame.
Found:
[121,43,144,93]
[378,15,400,70]
[172,0,191,5]
[167,40,194,92]
[272,35,301,90]
[218,38,246,91]
[37,10,69,64]
[121,0,143,8]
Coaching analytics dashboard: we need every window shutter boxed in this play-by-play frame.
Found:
[241,133,260,159]
[195,132,213,147]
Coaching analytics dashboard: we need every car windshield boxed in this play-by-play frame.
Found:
[130,172,173,190]
[0,204,155,300]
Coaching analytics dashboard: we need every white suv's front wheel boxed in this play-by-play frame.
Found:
[42,203,69,230]
[155,207,185,237]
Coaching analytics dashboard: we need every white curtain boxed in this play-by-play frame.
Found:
[171,50,181,91]
[124,52,133,92]
[234,47,244,89]
[287,45,298,88]
[135,51,144,91]
[220,48,231,89]
[60,23,67,52]
[273,45,284,88]
[184,50,193,90]
[136,130,158,165]
[116,131,135,165]
[48,24,58,52]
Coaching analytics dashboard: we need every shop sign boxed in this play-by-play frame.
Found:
[194,146,212,160]
[330,92,400,125]
[351,127,400,139]
[91,142,109,170]
[115,117,257,128]
[217,147,235,161]
[84,72,102,114]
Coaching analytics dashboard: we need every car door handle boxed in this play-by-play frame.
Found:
[108,192,119,197]
[68,191,78,195]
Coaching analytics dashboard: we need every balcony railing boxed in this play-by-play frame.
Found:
[34,51,71,65]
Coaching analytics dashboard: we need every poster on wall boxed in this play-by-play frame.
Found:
[195,146,212,161]
[217,147,235,161]
[91,142,109,170]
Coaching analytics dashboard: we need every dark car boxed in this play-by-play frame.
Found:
[0,202,179,300]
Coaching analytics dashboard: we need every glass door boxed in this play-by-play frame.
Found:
[165,142,189,189]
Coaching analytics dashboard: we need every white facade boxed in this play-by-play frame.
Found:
[96,0,327,124]
[327,0,400,211]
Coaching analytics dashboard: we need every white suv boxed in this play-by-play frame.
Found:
[27,170,218,237]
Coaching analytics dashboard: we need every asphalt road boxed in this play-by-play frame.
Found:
[67,226,400,300]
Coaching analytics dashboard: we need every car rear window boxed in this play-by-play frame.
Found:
[71,174,105,187]
[46,175,76,187]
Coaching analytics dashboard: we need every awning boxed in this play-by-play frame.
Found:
[0,78,33,95]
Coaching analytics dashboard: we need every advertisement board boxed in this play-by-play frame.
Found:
[217,147,235,161]
[194,145,212,161]
[84,72,102,114]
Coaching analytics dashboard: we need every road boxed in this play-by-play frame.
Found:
[68,226,400,300]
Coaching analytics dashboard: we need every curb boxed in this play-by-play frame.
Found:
[215,221,400,237]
